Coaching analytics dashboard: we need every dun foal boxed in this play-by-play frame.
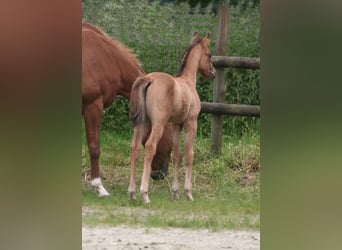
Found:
[129,32,216,203]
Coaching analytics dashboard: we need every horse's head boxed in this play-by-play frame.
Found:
[192,32,216,80]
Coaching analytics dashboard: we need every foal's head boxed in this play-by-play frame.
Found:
[191,32,216,80]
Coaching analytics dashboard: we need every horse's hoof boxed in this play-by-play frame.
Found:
[185,191,194,201]
[98,190,110,197]
[141,192,150,204]
[129,192,137,202]
[172,190,180,200]
[97,185,110,197]
[91,177,110,197]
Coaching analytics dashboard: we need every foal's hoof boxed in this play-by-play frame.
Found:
[172,190,180,200]
[141,192,150,204]
[129,191,137,202]
[185,191,194,201]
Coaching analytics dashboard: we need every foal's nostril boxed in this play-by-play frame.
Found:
[209,69,216,79]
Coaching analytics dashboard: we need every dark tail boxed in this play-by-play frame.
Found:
[129,76,152,127]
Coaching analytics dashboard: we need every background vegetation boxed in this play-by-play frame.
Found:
[82,0,260,137]
[82,127,260,230]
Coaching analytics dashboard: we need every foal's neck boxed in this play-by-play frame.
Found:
[179,47,201,86]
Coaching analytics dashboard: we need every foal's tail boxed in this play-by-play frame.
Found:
[129,76,152,127]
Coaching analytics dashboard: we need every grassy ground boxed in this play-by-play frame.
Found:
[82,128,260,231]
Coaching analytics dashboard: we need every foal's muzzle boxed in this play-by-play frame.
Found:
[209,68,216,79]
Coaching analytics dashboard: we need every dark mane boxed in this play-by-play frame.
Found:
[175,37,202,77]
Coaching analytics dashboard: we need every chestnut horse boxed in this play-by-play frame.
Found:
[82,22,172,196]
[129,32,216,203]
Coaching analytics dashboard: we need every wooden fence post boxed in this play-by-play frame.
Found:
[211,5,229,153]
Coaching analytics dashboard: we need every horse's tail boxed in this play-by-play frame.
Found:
[129,76,152,127]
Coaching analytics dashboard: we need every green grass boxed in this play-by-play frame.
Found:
[82,127,260,231]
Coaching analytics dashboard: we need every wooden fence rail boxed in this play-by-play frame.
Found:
[200,55,261,117]
[201,102,260,117]
[212,56,260,69]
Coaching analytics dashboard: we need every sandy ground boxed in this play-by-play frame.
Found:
[82,226,260,250]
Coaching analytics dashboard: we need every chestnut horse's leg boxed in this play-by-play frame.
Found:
[171,124,182,199]
[128,124,145,201]
[83,101,110,197]
[140,124,165,204]
[183,120,197,201]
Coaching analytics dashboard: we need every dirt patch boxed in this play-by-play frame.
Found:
[82,226,260,250]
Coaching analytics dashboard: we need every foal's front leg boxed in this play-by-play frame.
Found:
[183,120,198,201]
[129,125,145,201]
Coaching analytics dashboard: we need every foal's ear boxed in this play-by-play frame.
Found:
[191,31,199,44]
[201,32,211,46]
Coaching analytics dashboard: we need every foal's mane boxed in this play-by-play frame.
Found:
[175,37,202,77]
[82,22,143,68]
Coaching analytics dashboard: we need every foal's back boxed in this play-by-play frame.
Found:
[145,72,200,125]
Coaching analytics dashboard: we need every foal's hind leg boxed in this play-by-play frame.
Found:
[171,124,182,199]
[83,101,110,197]
[183,120,198,201]
[140,124,165,203]
[128,125,145,201]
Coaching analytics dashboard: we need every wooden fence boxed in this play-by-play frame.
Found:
[200,55,260,117]
[211,56,260,70]
[200,5,260,153]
